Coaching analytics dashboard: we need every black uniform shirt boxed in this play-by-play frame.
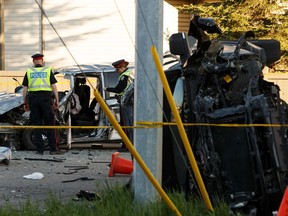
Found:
[106,74,129,94]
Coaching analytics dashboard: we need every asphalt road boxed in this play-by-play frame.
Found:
[0,147,132,207]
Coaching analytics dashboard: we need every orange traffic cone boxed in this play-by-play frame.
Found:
[109,152,133,177]
[278,186,288,216]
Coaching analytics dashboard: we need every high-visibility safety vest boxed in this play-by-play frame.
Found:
[118,69,133,96]
[27,67,52,92]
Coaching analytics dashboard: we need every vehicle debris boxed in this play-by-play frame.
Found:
[24,157,64,162]
[0,146,12,165]
[62,177,95,183]
[0,64,123,151]
[74,190,100,201]
[23,172,44,180]
[162,15,288,216]
[63,170,78,175]
[64,165,89,170]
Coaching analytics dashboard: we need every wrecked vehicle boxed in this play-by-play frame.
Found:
[162,15,288,216]
[0,64,122,150]
[54,64,121,146]
[0,83,25,150]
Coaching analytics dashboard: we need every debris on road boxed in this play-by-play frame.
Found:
[23,172,44,180]
[24,157,64,162]
[62,177,95,183]
[64,165,89,170]
[75,190,100,201]
[0,146,11,165]
[0,149,130,207]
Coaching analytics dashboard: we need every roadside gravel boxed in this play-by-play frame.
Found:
[0,148,131,207]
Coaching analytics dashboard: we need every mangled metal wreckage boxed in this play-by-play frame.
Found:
[0,64,121,150]
[162,15,288,215]
[0,88,25,150]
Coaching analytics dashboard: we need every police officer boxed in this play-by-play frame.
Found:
[104,59,133,100]
[104,59,134,150]
[22,53,63,155]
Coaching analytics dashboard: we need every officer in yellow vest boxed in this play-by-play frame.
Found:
[22,53,64,155]
[104,59,133,99]
[104,59,134,151]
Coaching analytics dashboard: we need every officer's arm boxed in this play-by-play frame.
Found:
[105,76,128,93]
[51,84,59,106]
[22,86,30,111]
[22,86,28,104]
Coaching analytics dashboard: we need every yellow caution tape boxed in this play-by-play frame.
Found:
[0,122,287,130]
[136,121,288,127]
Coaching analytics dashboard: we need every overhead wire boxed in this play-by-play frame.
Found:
[34,0,95,89]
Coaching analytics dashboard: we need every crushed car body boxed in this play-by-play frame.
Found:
[55,64,121,144]
[0,64,122,150]
[162,15,288,216]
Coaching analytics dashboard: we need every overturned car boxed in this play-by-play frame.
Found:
[162,15,288,215]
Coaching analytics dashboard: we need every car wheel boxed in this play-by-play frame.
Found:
[22,129,50,150]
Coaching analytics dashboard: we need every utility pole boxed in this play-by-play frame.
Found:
[133,0,163,202]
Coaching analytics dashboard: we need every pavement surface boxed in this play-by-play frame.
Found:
[0,147,132,207]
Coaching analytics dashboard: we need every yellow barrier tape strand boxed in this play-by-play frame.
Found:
[0,125,144,129]
[1,122,286,130]
[151,45,214,212]
[93,89,182,216]
[136,121,288,127]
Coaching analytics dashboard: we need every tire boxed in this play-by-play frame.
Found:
[249,40,281,66]
[222,39,281,67]
[22,129,49,150]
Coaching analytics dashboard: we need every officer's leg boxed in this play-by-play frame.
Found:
[41,96,58,152]
[122,104,133,142]
[119,102,129,150]
[29,100,44,153]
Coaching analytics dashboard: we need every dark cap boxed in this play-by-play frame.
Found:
[112,59,129,68]
[31,53,44,60]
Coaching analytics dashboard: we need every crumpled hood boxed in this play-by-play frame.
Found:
[0,91,23,115]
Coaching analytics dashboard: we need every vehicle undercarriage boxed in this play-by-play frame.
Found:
[162,15,288,215]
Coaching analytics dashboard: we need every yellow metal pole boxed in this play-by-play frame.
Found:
[93,89,182,216]
[151,45,214,211]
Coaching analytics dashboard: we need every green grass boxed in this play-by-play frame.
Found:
[0,186,240,216]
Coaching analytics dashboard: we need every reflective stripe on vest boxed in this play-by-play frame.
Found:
[27,67,52,91]
[118,69,133,96]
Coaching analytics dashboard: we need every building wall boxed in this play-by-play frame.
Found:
[165,0,223,33]
[3,0,178,71]
[165,0,192,33]
[263,73,288,103]
[4,0,41,71]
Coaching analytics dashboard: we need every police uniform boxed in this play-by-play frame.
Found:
[22,53,59,154]
[105,59,133,96]
[105,59,134,150]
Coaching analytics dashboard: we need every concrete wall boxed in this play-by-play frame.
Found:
[263,73,288,103]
